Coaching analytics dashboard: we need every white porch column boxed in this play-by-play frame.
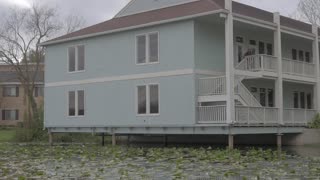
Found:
[225,0,235,124]
[273,12,284,125]
[312,25,320,112]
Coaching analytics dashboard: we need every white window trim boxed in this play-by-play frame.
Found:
[3,86,18,97]
[67,89,86,118]
[136,83,160,116]
[68,44,86,73]
[135,32,160,65]
[293,91,313,109]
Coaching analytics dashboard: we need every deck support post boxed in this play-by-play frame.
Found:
[276,134,283,158]
[112,134,116,146]
[163,135,168,147]
[101,133,105,146]
[48,131,53,146]
[228,134,234,150]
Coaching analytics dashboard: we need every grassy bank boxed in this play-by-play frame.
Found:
[0,129,16,142]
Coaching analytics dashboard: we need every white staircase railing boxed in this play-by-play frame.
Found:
[236,54,277,72]
[234,79,262,107]
[282,58,316,77]
[197,106,227,124]
[235,106,279,125]
[283,108,317,125]
[198,76,226,96]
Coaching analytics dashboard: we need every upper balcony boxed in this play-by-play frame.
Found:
[233,20,317,82]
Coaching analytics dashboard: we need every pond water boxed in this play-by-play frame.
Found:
[0,143,319,179]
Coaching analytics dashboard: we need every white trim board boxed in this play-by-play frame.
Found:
[46,69,194,87]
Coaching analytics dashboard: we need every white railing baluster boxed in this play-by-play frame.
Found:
[198,76,226,96]
[282,58,316,77]
[197,106,227,124]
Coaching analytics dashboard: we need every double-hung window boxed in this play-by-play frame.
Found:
[68,90,85,117]
[34,86,44,97]
[137,84,159,115]
[136,32,159,64]
[2,110,19,121]
[3,86,19,97]
[68,45,85,72]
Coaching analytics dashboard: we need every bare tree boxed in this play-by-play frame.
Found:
[297,0,320,25]
[64,14,86,34]
[0,4,60,127]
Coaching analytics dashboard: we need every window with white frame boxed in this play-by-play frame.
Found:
[137,84,159,115]
[68,45,85,72]
[2,110,19,121]
[3,86,19,97]
[68,90,85,117]
[34,86,44,97]
[291,49,311,63]
[136,32,159,64]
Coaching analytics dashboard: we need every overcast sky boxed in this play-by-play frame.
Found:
[0,0,300,27]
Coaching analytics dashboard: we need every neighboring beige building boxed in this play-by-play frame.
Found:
[0,64,44,126]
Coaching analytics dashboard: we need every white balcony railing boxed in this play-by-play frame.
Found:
[282,58,316,77]
[236,54,278,72]
[283,109,317,125]
[235,106,279,125]
[198,106,227,124]
[198,76,226,96]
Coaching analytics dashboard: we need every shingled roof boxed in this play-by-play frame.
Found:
[43,0,314,45]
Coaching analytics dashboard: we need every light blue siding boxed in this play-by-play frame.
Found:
[194,20,225,72]
[45,21,195,83]
[45,75,195,127]
[45,21,196,128]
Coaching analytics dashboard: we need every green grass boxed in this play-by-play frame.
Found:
[0,129,16,142]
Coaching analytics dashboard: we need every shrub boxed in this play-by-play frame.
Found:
[308,113,320,129]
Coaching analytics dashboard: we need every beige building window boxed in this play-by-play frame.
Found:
[34,86,44,97]
[3,86,19,97]
[2,110,19,121]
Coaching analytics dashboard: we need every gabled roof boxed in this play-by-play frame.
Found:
[42,0,314,46]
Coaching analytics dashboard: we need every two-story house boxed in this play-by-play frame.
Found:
[42,0,320,147]
[0,63,44,126]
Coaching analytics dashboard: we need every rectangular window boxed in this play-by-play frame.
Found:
[259,88,266,107]
[236,36,244,43]
[149,84,159,114]
[77,45,85,71]
[268,89,274,107]
[136,32,159,64]
[78,90,85,116]
[305,52,310,63]
[68,90,85,117]
[149,33,159,63]
[68,47,76,72]
[292,49,297,60]
[137,86,147,114]
[3,86,19,97]
[267,43,273,55]
[299,50,304,61]
[300,92,305,109]
[68,91,76,116]
[137,35,147,64]
[68,45,85,72]
[137,84,159,115]
[259,41,265,54]
[34,86,44,97]
[307,93,312,109]
[2,110,19,121]
[294,92,299,108]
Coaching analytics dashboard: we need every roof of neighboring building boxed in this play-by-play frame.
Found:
[0,64,44,83]
[43,0,314,45]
